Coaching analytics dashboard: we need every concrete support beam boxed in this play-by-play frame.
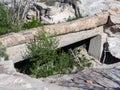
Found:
[57,26,103,48]
[6,26,104,63]
[88,33,107,60]
[6,44,28,63]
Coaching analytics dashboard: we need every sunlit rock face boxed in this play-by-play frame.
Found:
[34,0,120,24]
[105,25,120,59]
[44,0,120,17]
[78,0,120,16]
[34,2,76,24]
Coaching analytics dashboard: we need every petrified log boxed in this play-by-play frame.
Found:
[105,25,120,59]
[0,11,109,48]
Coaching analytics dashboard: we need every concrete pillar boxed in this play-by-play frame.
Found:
[88,33,107,60]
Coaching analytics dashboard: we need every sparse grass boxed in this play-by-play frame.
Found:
[37,0,46,2]
[23,17,43,29]
[67,15,83,22]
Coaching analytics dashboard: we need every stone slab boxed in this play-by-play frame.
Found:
[6,26,103,63]
[88,33,107,60]
[57,26,104,48]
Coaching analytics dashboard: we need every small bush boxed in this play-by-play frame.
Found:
[0,3,20,35]
[15,30,91,78]
[23,17,43,29]
[67,15,83,22]
[26,30,80,78]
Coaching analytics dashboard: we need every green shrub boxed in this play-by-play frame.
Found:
[14,29,91,78]
[67,15,83,22]
[23,17,43,29]
[73,48,92,70]
[0,3,20,35]
[26,30,91,78]
[26,30,80,78]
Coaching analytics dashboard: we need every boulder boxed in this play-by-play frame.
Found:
[0,73,47,90]
[26,9,38,20]
[0,60,16,74]
[0,0,24,7]
[105,25,120,59]
[41,62,120,89]
[45,0,64,6]
[43,0,111,17]
[0,62,120,90]
[33,0,120,24]
[77,0,120,17]
[34,2,76,24]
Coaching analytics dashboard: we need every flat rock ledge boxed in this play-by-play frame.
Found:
[41,62,120,90]
[0,62,120,90]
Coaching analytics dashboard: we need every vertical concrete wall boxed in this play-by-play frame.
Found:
[88,33,107,60]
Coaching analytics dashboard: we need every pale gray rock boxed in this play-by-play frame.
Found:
[34,2,75,24]
[26,7,40,20]
[105,25,120,59]
[78,0,120,16]
[0,60,16,74]
[41,62,120,90]
[45,0,64,6]
[0,62,120,90]
[0,73,46,90]
[0,0,24,7]
[33,0,120,24]
[44,0,120,17]
[34,2,48,9]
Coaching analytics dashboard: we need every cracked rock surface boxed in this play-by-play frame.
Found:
[40,63,120,90]
[0,62,120,90]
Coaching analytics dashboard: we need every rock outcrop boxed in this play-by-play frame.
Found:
[42,62,120,90]
[34,2,76,24]
[0,0,120,90]
[1,0,120,24]
[0,61,120,90]
[0,0,120,61]
[32,0,120,24]
[76,0,120,16]
[0,60,16,74]
[105,25,120,59]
